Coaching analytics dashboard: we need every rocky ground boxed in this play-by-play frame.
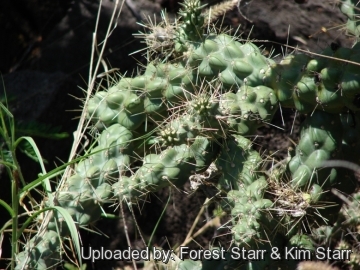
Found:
[0,0,357,269]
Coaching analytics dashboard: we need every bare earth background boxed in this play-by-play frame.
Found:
[0,0,356,269]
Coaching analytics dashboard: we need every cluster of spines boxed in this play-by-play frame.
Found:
[215,136,274,269]
[264,44,360,113]
[175,0,205,52]
[15,231,60,270]
[336,192,360,270]
[339,0,360,37]
[88,35,360,137]
[287,110,358,225]
[15,124,133,269]
[113,135,219,201]
[86,33,280,132]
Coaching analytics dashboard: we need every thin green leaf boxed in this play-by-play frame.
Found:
[0,102,13,118]
[14,136,51,194]
[19,168,64,199]
[147,193,171,247]
[100,213,118,219]
[19,152,86,196]
[0,158,16,169]
[52,206,82,266]
[17,208,51,238]
[0,199,15,218]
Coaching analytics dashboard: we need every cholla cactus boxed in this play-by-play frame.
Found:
[13,0,360,269]
[339,0,360,37]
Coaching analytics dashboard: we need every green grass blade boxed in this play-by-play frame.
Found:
[0,159,16,169]
[16,208,51,238]
[52,206,82,266]
[0,102,13,118]
[100,213,118,219]
[0,199,15,218]
[19,154,83,196]
[147,193,171,247]
[15,207,83,267]
[14,136,51,193]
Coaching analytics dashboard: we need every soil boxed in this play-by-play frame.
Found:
[0,0,357,269]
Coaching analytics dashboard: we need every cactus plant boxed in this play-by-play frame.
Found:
[339,0,360,37]
[9,0,360,269]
